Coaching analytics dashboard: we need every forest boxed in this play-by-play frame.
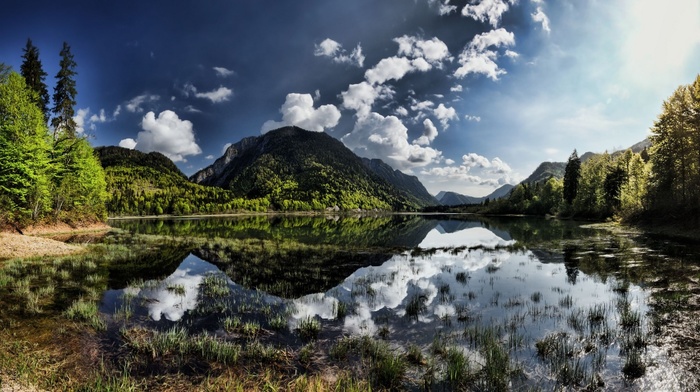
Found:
[0,40,106,229]
[453,74,700,229]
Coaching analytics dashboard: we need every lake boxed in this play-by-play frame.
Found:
[2,214,699,390]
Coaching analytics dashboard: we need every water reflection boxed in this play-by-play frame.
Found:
[97,216,692,389]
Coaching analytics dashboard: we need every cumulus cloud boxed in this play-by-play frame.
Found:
[395,106,409,117]
[505,50,519,58]
[465,114,481,122]
[532,6,551,33]
[184,105,202,113]
[455,28,515,80]
[411,99,435,112]
[461,0,516,28]
[314,38,365,67]
[195,86,233,103]
[205,154,215,160]
[126,94,160,113]
[450,84,463,92]
[413,119,439,145]
[340,81,394,117]
[261,93,341,133]
[126,110,202,162]
[341,112,441,169]
[420,153,514,187]
[213,66,234,77]
[434,103,458,129]
[365,56,415,85]
[74,107,116,134]
[394,35,451,66]
[119,138,137,149]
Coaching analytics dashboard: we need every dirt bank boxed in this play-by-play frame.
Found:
[0,222,110,259]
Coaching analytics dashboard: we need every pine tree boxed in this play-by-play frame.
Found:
[20,38,50,123]
[563,149,581,205]
[51,42,78,141]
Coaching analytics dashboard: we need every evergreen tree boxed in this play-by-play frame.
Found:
[20,38,50,123]
[51,42,78,141]
[563,149,581,205]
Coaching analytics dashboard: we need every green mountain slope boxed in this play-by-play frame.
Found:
[190,126,422,211]
[521,162,567,184]
[360,158,438,207]
[96,146,267,216]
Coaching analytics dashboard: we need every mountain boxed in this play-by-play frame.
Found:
[521,161,567,184]
[190,126,428,210]
[436,184,515,206]
[96,146,259,216]
[361,158,438,207]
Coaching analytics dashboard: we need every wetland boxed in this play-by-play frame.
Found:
[1,214,699,391]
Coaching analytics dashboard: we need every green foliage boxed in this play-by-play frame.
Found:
[0,72,52,225]
[646,74,700,225]
[96,146,270,216]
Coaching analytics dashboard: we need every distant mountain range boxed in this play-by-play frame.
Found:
[191,126,436,210]
[436,184,515,206]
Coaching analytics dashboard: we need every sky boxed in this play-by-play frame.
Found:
[2,0,699,197]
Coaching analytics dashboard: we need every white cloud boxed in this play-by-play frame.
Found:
[434,103,458,129]
[314,38,365,67]
[365,56,415,85]
[450,84,463,92]
[341,112,441,169]
[532,7,551,33]
[184,105,201,113]
[469,28,516,52]
[89,109,107,124]
[340,81,394,117]
[113,105,122,118]
[394,35,451,66]
[222,143,232,154]
[213,66,234,77]
[463,153,491,169]
[126,94,160,113]
[420,153,514,188]
[413,119,439,145]
[261,93,341,134]
[195,86,233,103]
[132,110,202,162]
[119,138,137,150]
[455,28,515,80]
[411,100,435,112]
[205,154,215,160]
[73,108,90,135]
[462,0,516,28]
[465,114,481,122]
[395,107,409,117]
[505,50,519,58]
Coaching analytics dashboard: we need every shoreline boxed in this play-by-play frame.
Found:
[0,222,112,260]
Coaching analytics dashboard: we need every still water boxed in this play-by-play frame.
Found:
[102,215,700,390]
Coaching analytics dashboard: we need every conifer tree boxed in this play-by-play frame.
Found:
[51,42,78,140]
[20,38,50,123]
[563,149,581,205]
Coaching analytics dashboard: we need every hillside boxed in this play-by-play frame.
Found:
[190,126,424,211]
[96,146,267,216]
[437,184,515,206]
[361,158,438,207]
[521,161,567,184]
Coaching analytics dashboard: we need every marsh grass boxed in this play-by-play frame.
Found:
[65,298,106,331]
[297,317,321,341]
[405,293,428,321]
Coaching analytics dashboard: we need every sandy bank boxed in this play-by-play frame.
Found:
[0,222,111,259]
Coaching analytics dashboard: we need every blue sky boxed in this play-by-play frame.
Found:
[2,0,699,196]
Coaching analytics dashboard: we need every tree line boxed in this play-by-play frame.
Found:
[0,40,106,229]
[479,74,700,227]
